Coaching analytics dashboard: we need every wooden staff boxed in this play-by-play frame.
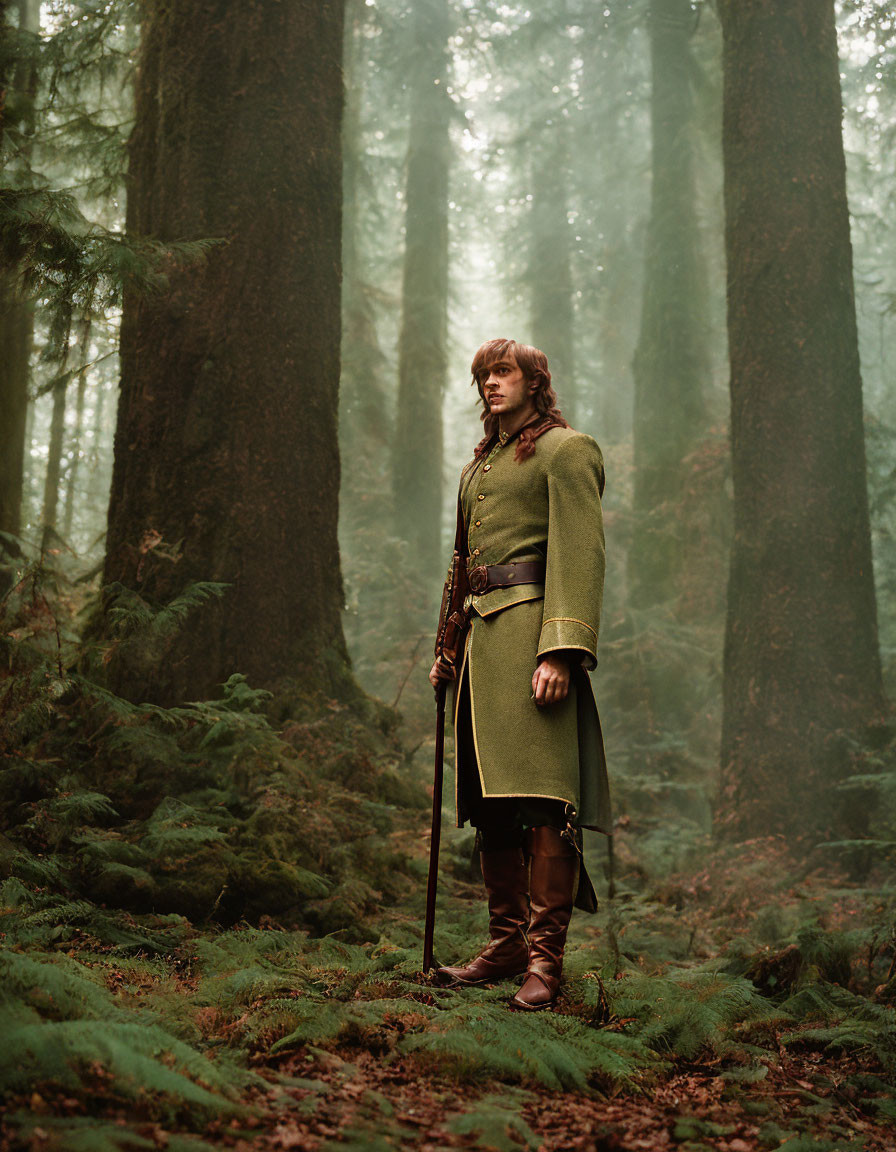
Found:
[423,679,447,973]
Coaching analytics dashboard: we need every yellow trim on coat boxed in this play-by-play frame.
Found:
[538,644,595,662]
[466,627,490,798]
[453,627,473,823]
[541,616,598,640]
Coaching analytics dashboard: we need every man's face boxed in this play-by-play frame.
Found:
[482,355,536,416]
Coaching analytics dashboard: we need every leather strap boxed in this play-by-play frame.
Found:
[467,560,545,595]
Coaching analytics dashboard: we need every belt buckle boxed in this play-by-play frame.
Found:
[469,565,489,594]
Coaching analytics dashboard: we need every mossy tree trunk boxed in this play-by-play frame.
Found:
[630,0,711,604]
[101,0,352,706]
[717,0,885,840]
[391,0,452,593]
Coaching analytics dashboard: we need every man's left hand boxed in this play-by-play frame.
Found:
[532,653,571,706]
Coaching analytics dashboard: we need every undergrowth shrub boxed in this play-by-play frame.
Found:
[608,963,775,1060]
[0,557,425,938]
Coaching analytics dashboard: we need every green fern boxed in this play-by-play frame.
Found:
[0,951,253,1118]
[611,965,775,1060]
[103,581,230,643]
[43,789,118,828]
[4,1114,221,1152]
[1,951,111,1021]
[140,797,228,859]
[5,1114,156,1152]
[781,983,896,1070]
[0,1019,244,1113]
[444,1091,540,1151]
[8,848,67,889]
[398,991,656,1090]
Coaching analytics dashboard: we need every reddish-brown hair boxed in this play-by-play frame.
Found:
[470,338,568,461]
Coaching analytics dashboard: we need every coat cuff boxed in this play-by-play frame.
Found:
[537,617,598,671]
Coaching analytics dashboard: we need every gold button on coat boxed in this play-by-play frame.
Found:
[477,493,485,500]
[484,464,491,472]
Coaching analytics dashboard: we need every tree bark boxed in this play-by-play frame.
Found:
[0,0,39,540]
[339,0,397,664]
[101,0,351,706]
[717,0,885,840]
[341,0,389,465]
[0,272,32,538]
[63,320,91,542]
[630,0,712,600]
[41,374,68,534]
[391,0,451,591]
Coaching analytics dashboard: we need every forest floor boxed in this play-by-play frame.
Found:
[1,567,895,1152]
[3,753,896,1152]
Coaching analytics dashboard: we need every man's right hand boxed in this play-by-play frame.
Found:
[429,657,456,689]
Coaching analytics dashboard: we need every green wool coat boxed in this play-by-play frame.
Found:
[449,426,612,834]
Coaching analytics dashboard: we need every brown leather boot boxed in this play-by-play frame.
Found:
[436,846,530,986]
[509,826,579,1010]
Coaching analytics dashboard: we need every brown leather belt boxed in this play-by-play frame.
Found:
[467,560,546,595]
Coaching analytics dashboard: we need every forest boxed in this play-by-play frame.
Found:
[1,0,896,1149]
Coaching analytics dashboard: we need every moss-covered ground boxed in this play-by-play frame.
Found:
[3,757,896,1152]
[2,562,895,1150]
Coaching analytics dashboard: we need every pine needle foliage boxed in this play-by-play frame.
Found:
[0,189,224,361]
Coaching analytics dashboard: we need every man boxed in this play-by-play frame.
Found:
[430,338,611,1011]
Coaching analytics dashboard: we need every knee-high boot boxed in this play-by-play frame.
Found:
[436,845,530,985]
[510,825,578,1010]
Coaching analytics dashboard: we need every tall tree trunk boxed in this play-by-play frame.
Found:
[0,272,32,538]
[579,8,641,444]
[0,0,39,540]
[391,0,451,592]
[100,0,350,707]
[85,371,109,539]
[530,128,576,426]
[630,0,711,601]
[63,319,91,542]
[41,374,68,534]
[341,0,389,465]
[339,0,395,664]
[717,0,885,840]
